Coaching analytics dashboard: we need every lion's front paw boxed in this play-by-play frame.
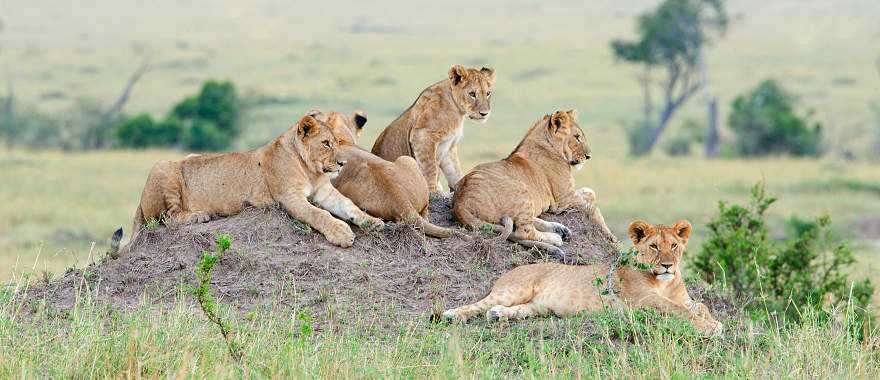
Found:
[360,216,385,231]
[324,219,355,247]
[553,224,572,241]
[487,305,507,321]
[442,309,466,323]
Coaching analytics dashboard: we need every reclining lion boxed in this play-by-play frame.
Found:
[310,110,459,238]
[371,65,496,194]
[442,220,724,336]
[121,114,383,251]
[452,110,616,258]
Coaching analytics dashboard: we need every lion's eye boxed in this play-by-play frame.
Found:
[322,140,331,148]
[486,91,492,98]
[650,244,659,251]
[672,243,678,250]
[468,91,477,99]
[575,135,581,142]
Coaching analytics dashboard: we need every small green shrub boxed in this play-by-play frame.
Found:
[693,181,873,330]
[193,233,243,363]
[727,80,823,157]
[181,118,230,151]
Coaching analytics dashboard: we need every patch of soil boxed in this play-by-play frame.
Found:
[23,196,732,323]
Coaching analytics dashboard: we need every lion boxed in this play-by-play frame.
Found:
[442,220,724,336]
[371,64,496,194]
[309,109,459,238]
[452,110,616,258]
[117,114,383,251]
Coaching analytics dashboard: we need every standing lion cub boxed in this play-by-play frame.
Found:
[442,220,724,336]
[371,65,496,194]
[124,114,383,250]
[452,110,616,258]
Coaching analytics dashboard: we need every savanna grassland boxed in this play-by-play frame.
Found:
[2,0,880,377]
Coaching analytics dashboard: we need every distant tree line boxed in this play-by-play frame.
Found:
[0,79,241,152]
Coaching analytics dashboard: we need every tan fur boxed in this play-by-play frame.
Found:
[128,114,383,249]
[442,220,723,336]
[311,110,457,238]
[452,110,616,257]
[371,65,496,194]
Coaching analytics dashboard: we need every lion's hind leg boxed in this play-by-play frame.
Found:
[442,287,530,323]
[487,302,548,321]
[533,217,572,241]
[509,221,567,262]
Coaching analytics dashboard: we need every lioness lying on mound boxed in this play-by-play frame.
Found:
[452,110,616,258]
[124,114,383,249]
[443,220,723,336]
[309,109,459,238]
[371,64,496,194]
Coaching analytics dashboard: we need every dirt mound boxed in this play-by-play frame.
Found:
[24,197,733,322]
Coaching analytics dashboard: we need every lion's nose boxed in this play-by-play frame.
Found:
[479,111,489,117]
[337,161,345,167]
[660,263,673,270]
[584,154,591,160]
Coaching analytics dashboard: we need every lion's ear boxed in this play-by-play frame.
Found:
[449,64,468,85]
[480,66,496,83]
[353,110,367,130]
[306,109,324,119]
[566,109,578,120]
[549,110,571,135]
[298,115,319,138]
[628,220,654,245]
[673,220,692,241]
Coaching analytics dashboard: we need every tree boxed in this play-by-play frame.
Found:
[727,80,823,157]
[611,0,728,156]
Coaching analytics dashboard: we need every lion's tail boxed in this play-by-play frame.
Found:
[453,206,513,240]
[414,214,464,239]
[106,227,123,259]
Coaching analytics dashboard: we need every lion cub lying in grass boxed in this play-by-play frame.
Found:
[127,114,383,249]
[442,220,723,336]
[310,110,458,238]
[452,110,616,258]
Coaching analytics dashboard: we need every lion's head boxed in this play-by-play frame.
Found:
[308,110,368,146]
[448,64,496,123]
[627,220,692,282]
[293,114,344,178]
[529,110,591,169]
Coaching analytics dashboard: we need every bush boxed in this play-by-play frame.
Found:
[625,119,654,156]
[113,80,240,151]
[116,114,182,148]
[182,118,231,151]
[727,80,823,157]
[662,119,704,156]
[693,182,873,329]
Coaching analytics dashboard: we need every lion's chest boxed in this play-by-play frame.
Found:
[435,121,464,161]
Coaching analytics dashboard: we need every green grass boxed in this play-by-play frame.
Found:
[2,286,878,378]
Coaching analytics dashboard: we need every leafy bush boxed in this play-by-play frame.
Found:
[116,114,182,148]
[727,80,823,157]
[113,80,240,151]
[182,118,229,151]
[693,182,873,329]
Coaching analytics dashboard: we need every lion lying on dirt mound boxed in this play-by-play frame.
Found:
[442,219,724,336]
[371,65,496,194]
[124,114,383,250]
[311,110,459,238]
[452,110,617,258]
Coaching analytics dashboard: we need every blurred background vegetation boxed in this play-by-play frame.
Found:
[0,0,878,295]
